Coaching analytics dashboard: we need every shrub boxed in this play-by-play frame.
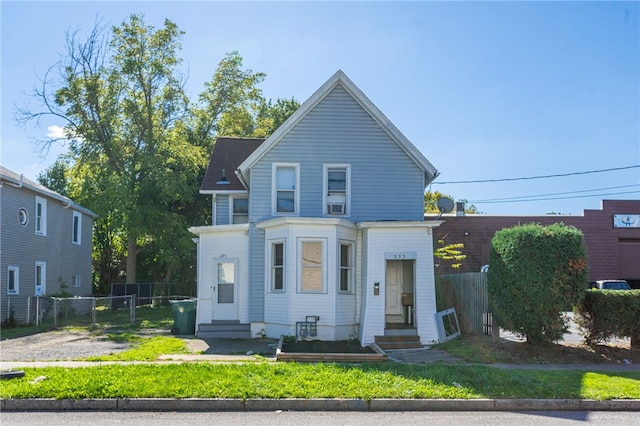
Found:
[1,307,18,329]
[575,289,640,348]
[487,223,588,344]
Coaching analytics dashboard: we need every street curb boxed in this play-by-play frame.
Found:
[2,398,639,412]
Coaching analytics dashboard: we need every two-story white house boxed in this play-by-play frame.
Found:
[1,166,96,324]
[190,71,442,346]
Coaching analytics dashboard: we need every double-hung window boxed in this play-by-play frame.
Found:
[231,196,249,224]
[35,196,47,236]
[35,261,46,296]
[339,242,354,293]
[72,211,82,244]
[300,239,325,293]
[273,164,298,214]
[7,266,19,295]
[271,241,285,291]
[73,275,81,288]
[324,165,350,216]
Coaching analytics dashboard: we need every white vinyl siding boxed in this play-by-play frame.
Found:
[272,163,299,215]
[7,266,19,295]
[35,196,47,236]
[72,210,82,244]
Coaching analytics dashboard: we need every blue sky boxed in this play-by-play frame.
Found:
[1,1,638,215]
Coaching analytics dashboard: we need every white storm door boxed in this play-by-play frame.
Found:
[385,260,403,317]
[212,260,238,320]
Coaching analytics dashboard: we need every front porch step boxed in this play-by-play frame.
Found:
[374,334,422,350]
[197,321,251,339]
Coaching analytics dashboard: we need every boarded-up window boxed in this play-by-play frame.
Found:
[301,241,323,292]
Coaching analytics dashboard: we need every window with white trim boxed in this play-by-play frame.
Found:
[73,275,81,288]
[72,210,82,244]
[7,266,19,295]
[339,242,354,293]
[35,196,47,236]
[324,165,350,216]
[271,241,285,291]
[231,196,249,224]
[35,261,46,296]
[273,164,298,214]
[299,239,325,293]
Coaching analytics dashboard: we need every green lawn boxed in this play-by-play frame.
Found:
[3,306,639,401]
[1,363,638,400]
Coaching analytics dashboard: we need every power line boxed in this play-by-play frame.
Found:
[470,190,640,204]
[432,165,640,185]
[470,184,640,203]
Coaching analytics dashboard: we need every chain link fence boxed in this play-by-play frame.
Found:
[18,282,193,330]
[27,295,136,327]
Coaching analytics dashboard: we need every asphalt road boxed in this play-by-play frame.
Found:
[2,411,638,425]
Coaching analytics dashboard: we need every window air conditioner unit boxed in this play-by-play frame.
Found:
[328,203,346,215]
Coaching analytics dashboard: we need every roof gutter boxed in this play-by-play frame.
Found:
[235,168,249,190]
[425,170,440,188]
[3,173,24,188]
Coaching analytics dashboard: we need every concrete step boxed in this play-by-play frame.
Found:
[197,321,251,339]
[374,334,422,350]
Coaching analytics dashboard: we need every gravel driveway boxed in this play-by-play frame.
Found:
[0,330,132,361]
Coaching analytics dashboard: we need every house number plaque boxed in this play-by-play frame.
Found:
[384,252,417,260]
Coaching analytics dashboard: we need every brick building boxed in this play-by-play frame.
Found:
[426,200,640,288]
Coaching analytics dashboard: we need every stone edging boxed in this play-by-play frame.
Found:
[2,398,639,412]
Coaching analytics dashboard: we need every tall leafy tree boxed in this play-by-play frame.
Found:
[254,97,300,137]
[18,16,299,292]
[37,158,71,197]
[18,15,194,285]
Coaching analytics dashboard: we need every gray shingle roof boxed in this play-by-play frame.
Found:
[0,165,97,218]
[200,137,265,192]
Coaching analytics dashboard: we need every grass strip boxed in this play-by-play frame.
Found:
[1,363,638,400]
[81,335,191,361]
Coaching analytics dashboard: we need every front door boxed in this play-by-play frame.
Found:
[212,259,238,320]
[385,260,403,322]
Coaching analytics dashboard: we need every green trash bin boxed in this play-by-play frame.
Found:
[169,299,196,335]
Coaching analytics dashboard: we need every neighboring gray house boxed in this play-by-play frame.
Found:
[190,71,443,346]
[0,166,96,324]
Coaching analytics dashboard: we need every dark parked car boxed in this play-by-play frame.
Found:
[595,280,631,290]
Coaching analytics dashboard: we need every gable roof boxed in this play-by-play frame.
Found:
[200,137,265,193]
[237,70,439,187]
[0,165,97,218]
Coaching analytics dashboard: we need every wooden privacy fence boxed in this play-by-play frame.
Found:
[435,272,490,335]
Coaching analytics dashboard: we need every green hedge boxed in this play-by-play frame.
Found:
[487,223,588,344]
[575,289,640,347]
